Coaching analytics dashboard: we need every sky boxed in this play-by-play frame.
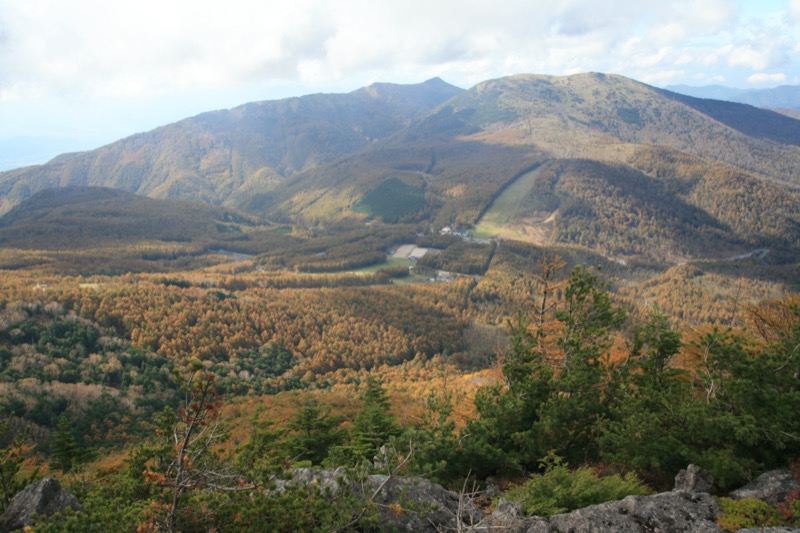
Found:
[1,0,800,170]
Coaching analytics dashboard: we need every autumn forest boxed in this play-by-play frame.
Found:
[0,72,799,531]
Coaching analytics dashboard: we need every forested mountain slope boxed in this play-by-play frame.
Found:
[0,186,271,249]
[0,78,463,214]
[261,73,800,260]
[1,73,799,262]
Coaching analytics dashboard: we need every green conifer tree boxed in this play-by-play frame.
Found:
[350,377,400,462]
[50,413,95,474]
[284,401,343,466]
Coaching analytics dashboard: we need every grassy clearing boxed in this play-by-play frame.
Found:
[391,272,433,285]
[349,257,434,284]
[352,178,425,223]
[350,257,413,274]
[473,169,542,239]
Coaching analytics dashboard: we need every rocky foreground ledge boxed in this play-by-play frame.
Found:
[263,464,800,532]
[2,465,799,532]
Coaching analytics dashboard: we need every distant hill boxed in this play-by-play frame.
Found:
[0,78,463,214]
[665,83,800,109]
[260,73,800,259]
[0,186,280,250]
[772,108,800,120]
[1,73,799,263]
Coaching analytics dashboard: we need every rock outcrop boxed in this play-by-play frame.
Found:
[735,529,800,533]
[479,491,722,532]
[729,469,800,506]
[272,465,729,532]
[474,465,800,533]
[367,473,484,531]
[3,466,798,532]
[529,491,723,533]
[0,477,82,532]
[675,464,716,494]
[271,467,484,532]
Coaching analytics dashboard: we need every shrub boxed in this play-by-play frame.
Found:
[502,454,652,517]
[716,497,783,532]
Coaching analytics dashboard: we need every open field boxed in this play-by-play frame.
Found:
[351,256,413,274]
[472,168,556,243]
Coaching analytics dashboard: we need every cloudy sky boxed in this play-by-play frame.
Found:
[1,0,799,169]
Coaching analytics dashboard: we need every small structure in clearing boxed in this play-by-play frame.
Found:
[391,245,440,261]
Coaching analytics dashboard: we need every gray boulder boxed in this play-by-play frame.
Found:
[271,466,347,493]
[274,468,484,532]
[729,469,800,506]
[735,529,800,532]
[471,465,800,532]
[476,490,723,533]
[268,465,800,532]
[0,477,83,532]
[542,491,723,533]
[675,464,716,494]
[365,473,484,532]
[481,498,547,533]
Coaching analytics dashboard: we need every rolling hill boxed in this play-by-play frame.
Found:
[0,78,463,215]
[0,186,285,251]
[1,72,799,263]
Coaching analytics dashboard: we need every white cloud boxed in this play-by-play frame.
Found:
[790,0,800,20]
[2,0,800,151]
[638,69,687,86]
[726,42,787,70]
[0,0,767,101]
[645,0,736,45]
[747,72,788,84]
[1,0,339,97]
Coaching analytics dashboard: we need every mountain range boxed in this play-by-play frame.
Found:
[1,73,799,263]
[665,83,800,110]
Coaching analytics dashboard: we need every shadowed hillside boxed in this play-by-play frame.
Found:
[475,156,800,259]
[0,186,285,251]
[662,89,800,145]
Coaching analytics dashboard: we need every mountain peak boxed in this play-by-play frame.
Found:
[354,77,463,105]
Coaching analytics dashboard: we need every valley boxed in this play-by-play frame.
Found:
[0,72,798,531]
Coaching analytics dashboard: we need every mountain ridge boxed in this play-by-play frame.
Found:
[1,72,799,263]
[665,82,800,109]
[0,77,463,214]
[254,73,799,257]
